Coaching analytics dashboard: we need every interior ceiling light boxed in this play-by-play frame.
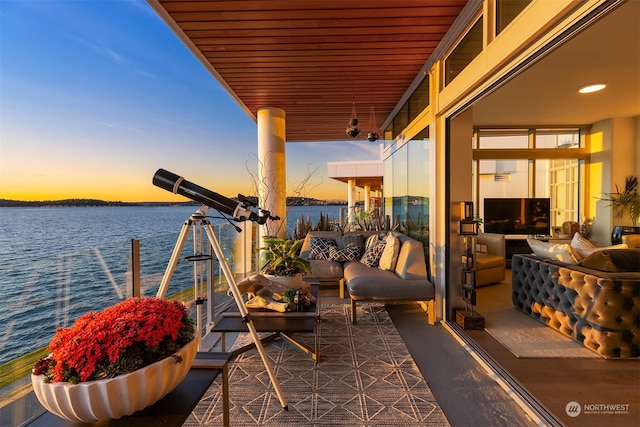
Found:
[578,83,606,94]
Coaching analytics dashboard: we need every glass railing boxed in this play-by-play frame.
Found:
[0,220,255,424]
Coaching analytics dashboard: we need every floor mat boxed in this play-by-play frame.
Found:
[184,303,450,426]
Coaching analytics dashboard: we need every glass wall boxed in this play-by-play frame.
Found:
[383,129,431,274]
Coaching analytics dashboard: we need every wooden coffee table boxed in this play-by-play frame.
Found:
[211,283,320,363]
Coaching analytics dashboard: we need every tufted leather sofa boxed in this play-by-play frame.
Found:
[511,253,640,358]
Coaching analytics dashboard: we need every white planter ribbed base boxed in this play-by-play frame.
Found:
[31,338,198,423]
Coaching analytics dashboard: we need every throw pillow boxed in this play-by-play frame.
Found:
[526,238,579,264]
[364,234,380,250]
[328,245,362,262]
[309,238,336,260]
[360,240,387,267]
[570,232,597,259]
[579,249,640,272]
[571,241,628,259]
[378,235,401,271]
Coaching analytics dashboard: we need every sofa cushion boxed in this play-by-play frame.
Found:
[344,261,434,300]
[570,232,596,259]
[570,232,629,258]
[360,240,386,267]
[393,237,428,280]
[378,234,400,271]
[305,259,344,280]
[476,252,504,270]
[579,249,640,272]
[309,237,336,260]
[526,238,579,264]
[328,245,361,262]
[579,243,628,258]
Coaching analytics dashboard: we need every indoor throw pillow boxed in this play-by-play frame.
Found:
[570,232,597,259]
[570,231,628,258]
[526,238,579,264]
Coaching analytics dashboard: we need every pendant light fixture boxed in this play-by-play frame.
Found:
[346,102,360,138]
[367,105,379,142]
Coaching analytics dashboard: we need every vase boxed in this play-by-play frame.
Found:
[264,273,303,289]
[580,218,592,239]
[31,338,198,423]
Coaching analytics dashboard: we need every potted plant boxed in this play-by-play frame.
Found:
[258,237,312,287]
[600,175,640,243]
[31,297,196,422]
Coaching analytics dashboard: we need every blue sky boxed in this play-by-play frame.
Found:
[0,0,380,202]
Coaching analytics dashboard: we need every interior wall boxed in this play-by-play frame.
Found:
[447,108,474,317]
[590,116,639,246]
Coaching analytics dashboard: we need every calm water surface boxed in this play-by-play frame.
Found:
[0,205,342,364]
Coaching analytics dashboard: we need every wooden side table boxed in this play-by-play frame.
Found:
[212,284,320,364]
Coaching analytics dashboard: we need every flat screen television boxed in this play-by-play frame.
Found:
[483,198,551,235]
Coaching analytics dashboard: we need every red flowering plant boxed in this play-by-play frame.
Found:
[33,297,195,384]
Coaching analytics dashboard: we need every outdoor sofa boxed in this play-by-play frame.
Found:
[299,230,435,324]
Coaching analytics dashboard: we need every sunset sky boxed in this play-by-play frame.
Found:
[0,1,380,203]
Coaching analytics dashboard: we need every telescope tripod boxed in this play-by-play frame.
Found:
[156,208,288,410]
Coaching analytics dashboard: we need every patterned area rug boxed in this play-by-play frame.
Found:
[185,303,450,426]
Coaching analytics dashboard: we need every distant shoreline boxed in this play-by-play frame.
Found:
[0,197,347,208]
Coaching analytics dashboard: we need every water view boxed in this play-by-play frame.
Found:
[0,204,343,365]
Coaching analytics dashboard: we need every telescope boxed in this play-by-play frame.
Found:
[152,168,278,224]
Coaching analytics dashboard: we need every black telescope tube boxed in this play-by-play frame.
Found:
[153,168,250,220]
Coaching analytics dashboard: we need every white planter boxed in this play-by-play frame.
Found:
[31,338,198,423]
[264,273,303,289]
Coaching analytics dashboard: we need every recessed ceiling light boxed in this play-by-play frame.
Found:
[579,84,606,94]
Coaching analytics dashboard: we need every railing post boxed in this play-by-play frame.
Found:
[130,239,140,297]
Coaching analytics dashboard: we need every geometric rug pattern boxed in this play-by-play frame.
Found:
[184,303,450,426]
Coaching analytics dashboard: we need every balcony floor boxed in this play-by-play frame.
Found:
[188,288,537,426]
[14,280,635,426]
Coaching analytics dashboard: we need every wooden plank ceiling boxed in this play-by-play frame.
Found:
[151,1,468,142]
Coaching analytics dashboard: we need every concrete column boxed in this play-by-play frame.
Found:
[257,107,287,241]
[347,179,356,227]
[363,185,371,212]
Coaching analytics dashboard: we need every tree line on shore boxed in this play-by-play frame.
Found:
[0,197,346,207]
